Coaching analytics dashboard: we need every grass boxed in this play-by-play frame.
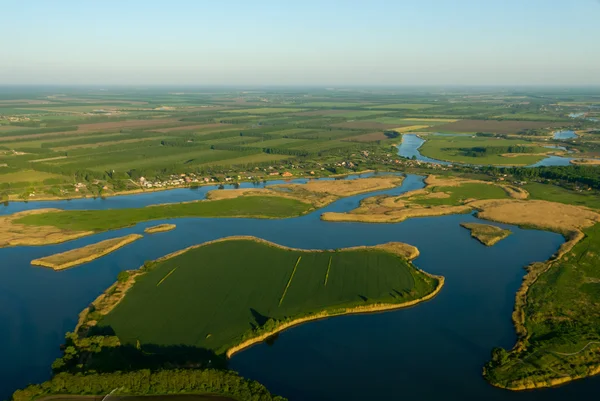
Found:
[524,183,600,210]
[298,102,369,108]
[97,238,439,354]
[222,108,304,114]
[30,234,143,270]
[410,183,509,206]
[369,104,438,110]
[418,135,550,165]
[325,110,389,118]
[460,222,511,246]
[485,224,600,389]
[0,170,67,184]
[15,196,313,232]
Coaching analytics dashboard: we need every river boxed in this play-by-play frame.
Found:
[1,175,599,400]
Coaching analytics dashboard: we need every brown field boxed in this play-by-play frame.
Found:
[54,137,164,151]
[151,123,228,133]
[31,234,143,270]
[0,118,181,142]
[208,176,404,208]
[0,125,26,131]
[434,119,564,134]
[570,159,600,165]
[330,121,402,130]
[471,199,600,236]
[72,118,182,133]
[0,99,53,105]
[0,209,93,248]
[344,132,389,142]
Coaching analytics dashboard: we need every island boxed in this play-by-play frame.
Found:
[2,176,403,248]
[460,222,511,246]
[14,236,442,401]
[144,223,177,234]
[30,234,143,270]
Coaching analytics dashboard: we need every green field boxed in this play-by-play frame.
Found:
[0,87,594,200]
[524,182,600,210]
[325,110,390,118]
[410,183,509,206]
[419,135,550,165]
[369,104,438,110]
[223,108,304,114]
[98,238,439,353]
[15,196,312,232]
[485,224,600,387]
[0,170,67,184]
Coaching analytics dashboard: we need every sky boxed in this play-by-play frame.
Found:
[1,0,599,86]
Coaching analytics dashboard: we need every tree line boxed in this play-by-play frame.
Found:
[12,369,286,401]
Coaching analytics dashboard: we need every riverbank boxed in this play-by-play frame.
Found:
[4,170,379,203]
[30,234,143,270]
[74,236,441,363]
[225,271,444,358]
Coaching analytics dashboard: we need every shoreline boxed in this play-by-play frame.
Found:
[4,170,379,204]
[31,234,143,270]
[225,273,444,358]
[74,235,439,352]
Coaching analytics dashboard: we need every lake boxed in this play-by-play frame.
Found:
[553,130,577,140]
[1,175,599,400]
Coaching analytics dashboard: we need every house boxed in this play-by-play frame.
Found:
[282,171,293,177]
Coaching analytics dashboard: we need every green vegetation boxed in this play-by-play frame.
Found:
[419,136,550,165]
[12,369,285,401]
[524,182,600,209]
[2,87,596,200]
[485,224,600,389]
[410,183,509,206]
[15,196,312,232]
[95,239,439,354]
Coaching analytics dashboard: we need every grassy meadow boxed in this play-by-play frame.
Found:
[98,238,439,353]
[418,135,551,165]
[410,182,509,206]
[15,196,312,232]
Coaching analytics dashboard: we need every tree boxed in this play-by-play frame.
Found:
[117,271,130,283]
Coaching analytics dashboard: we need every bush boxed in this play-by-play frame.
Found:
[117,271,130,283]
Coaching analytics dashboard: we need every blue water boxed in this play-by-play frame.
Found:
[0,175,598,400]
[553,130,577,140]
[396,134,452,165]
[397,134,578,167]
[0,173,385,216]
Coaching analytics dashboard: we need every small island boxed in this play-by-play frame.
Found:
[460,222,511,246]
[144,223,177,234]
[30,234,143,270]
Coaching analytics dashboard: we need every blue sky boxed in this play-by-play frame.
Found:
[1,0,599,85]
